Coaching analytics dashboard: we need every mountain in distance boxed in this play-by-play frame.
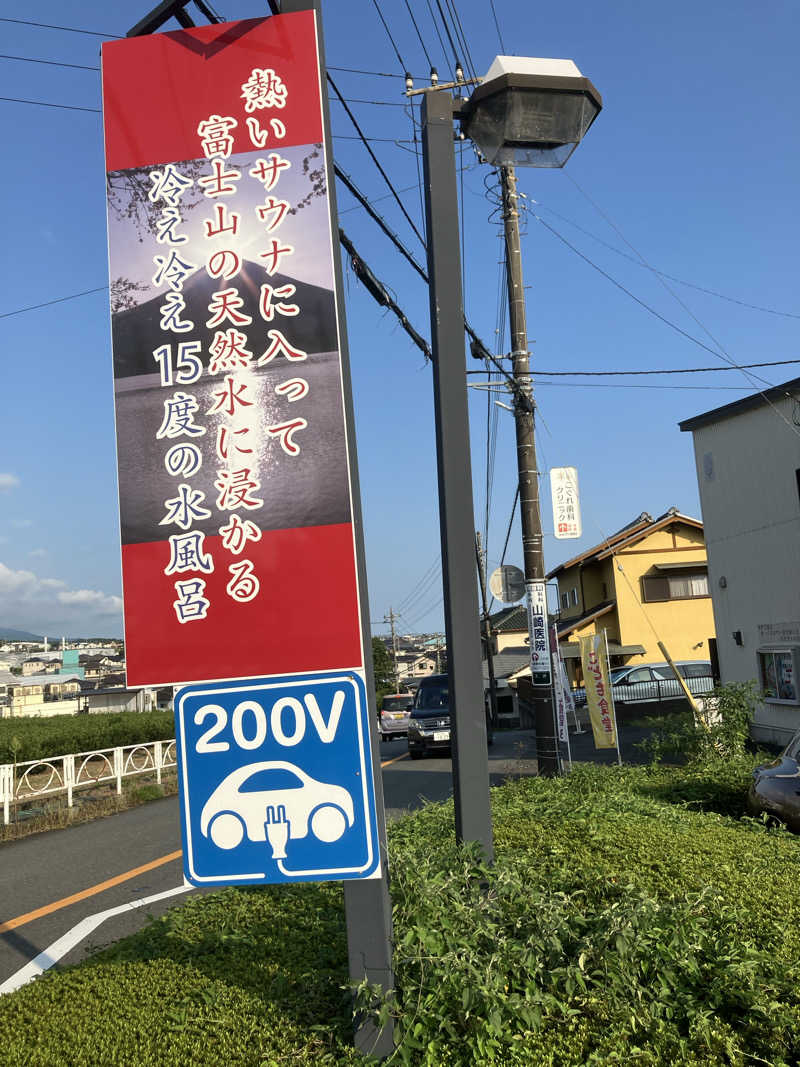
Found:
[0,627,44,642]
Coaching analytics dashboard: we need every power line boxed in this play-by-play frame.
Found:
[0,96,100,113]
[557,174,800,438]
[432,0,460,73]
[0,286,108,320]
[0,16,121,38]
[328,65,420,79]
[488,0,507,53]
[468,358,800,377]
[402,0,434,69]
[367,0,408,73]
[535,214,779,376]
[339,229,431,359]
[534,201,800,321]
[326,74,426,247]
[0,53,99,71]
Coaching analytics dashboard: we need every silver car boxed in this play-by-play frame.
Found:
[378,694,413,741]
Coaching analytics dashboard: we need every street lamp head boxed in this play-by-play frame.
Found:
[461,56,602,168]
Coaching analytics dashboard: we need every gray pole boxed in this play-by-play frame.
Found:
[475,531,499,729]
[421,89,493,858]
[499,164,559,775]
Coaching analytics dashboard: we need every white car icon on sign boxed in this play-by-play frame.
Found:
[200,761,355,852]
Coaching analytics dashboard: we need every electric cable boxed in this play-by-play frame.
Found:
[0,53,99,71]
[402,0,434,69]
[327,74,426,247]
[396,554,442,612]
[339,228,431,359]
[442,0,478,81]
[488,0,507,52]
[367,0,408,73]
[533,201,800,320]
[423,0,451,70]
[432,0,460,73]
[0,286,108,319]
[0,16,120,37]
[467,359,800,376]
[535,215,781,378]
[0,96,100,113]
[557,175,800,436]
[486,486,519,615]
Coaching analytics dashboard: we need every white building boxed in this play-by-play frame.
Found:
[680,379,800,745]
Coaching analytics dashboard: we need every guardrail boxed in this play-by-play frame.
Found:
[0,739,177,825]
[573,675,715,709]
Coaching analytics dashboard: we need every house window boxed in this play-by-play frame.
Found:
[642,572,709,602]
[561,592,569,610]
[570,588,578,606]
[758,648,799,704]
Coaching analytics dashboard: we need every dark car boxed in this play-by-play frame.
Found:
[378,693,413,741]
[747,731,800,832]
[407,674,493,760]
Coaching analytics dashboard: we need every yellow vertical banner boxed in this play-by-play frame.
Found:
[579,634,618,750]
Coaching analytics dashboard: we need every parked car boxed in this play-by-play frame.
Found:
[572,660,713,707]
[378,693,413,741]
[407,674,493,759]
[747,731,800,832]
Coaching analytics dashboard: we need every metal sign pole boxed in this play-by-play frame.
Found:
[420,88,494,860]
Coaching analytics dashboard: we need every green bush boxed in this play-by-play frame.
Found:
[1,759,799,1065]
[638,681,760,765]
[0,710,175,763]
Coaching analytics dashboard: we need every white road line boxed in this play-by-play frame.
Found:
[0,882,193,996]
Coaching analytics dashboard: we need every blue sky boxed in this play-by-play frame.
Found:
[1,0,798,639]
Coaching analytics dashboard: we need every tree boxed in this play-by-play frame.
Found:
[372,637,394,692]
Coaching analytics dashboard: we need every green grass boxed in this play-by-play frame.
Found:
[0,709,175,763]
[1,757,799,1065]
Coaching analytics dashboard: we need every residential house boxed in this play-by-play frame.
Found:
[680,378,800,745]
[547,508,716,689]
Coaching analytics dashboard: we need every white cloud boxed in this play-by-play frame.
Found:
[58,589,122,613]
[0,561,122,635]
[0,474,20,491]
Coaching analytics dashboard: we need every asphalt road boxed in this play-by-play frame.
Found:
[0,730,540,991]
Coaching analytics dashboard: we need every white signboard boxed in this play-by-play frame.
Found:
[550,466,582,540]
[526,580,551,686]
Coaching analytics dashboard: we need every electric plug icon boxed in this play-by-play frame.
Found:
[265,804,289,860]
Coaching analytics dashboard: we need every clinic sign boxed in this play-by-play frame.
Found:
[102,14,362,688]
[550,466,581,540]
[175,671,380,885]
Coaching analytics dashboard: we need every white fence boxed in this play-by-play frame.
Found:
[0,739,177,825]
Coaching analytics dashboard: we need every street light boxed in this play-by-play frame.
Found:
[460,56,602,168]
[420,52,601,822]
[472,57,600,771]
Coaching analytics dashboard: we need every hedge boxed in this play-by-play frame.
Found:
[0,757,798,1065]
[0,710,175,764]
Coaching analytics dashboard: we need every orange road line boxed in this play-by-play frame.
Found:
[0,850,183,934]
[380,751,409,768]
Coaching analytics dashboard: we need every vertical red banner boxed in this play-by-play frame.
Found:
[102,14,363,686]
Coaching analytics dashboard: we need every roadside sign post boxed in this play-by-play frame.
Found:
[103,2,394,1056]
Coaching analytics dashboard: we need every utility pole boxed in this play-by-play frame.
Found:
[500,163,559,775]
[475,531,498,729]
[383,608,399,691]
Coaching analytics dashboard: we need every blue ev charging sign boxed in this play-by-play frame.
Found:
[174,670,381,886]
